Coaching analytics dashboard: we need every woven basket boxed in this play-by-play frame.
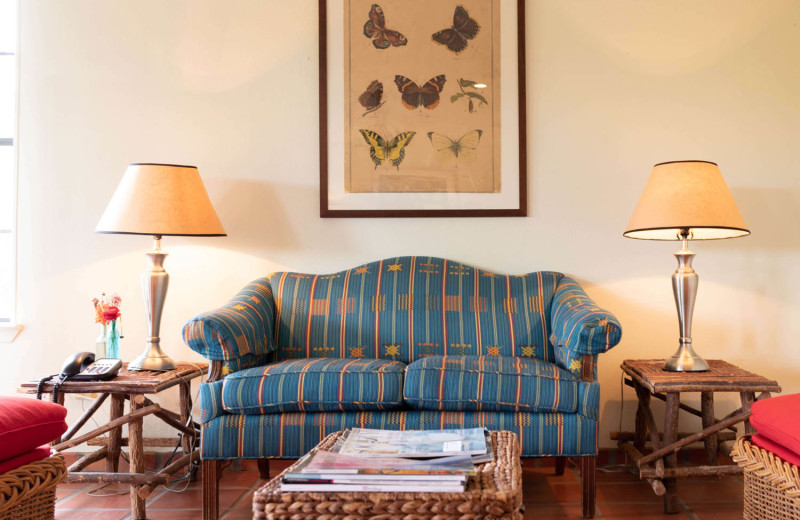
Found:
[732,436,800,520]
[253,430,523,520]
[0,456,67,520]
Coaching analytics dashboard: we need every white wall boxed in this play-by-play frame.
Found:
[7,0,800,447]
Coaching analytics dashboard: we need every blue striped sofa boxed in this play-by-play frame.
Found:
[183,257,622,519]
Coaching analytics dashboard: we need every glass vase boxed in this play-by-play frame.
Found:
[95,323,108,358]
[106,320,120,359]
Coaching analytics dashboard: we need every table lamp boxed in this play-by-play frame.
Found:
[624,161,749,372]
[96,163,226,371]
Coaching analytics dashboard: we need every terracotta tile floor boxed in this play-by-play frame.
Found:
[55,457,744,519]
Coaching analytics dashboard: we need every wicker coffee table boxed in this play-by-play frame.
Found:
[253,430,523,520]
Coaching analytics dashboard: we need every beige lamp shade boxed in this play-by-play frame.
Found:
[96,163,226,236]
[624,161,749,241]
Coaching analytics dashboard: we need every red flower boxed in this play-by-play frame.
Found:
[103,306,121,321]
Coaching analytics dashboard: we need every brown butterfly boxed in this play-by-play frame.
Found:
[363,4,408,50]
[432,6,480,54]
[358,80,384,115]
[394,75,447,110]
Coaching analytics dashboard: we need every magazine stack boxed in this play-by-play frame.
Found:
[280,427,492,493]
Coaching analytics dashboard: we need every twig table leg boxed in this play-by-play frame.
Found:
[107,394,125,472]
[129,394,146,520]
[663,392,680,514]
[740,392,756,435]
[180,381,193,453]
[701,392,718,466]
[634,383,651,455]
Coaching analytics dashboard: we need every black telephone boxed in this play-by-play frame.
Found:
[36,352,123,402]
[60,351,96,377]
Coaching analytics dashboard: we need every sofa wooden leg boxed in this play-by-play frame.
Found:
[203,460,222,520]
[257,459,270,480]
[580,456,596,518]
[555,457,567,476]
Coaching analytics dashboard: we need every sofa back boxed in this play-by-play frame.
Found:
[268,257,563,364]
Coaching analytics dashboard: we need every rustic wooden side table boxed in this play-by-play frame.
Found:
[19,362,206,520]
[612,359,780,514]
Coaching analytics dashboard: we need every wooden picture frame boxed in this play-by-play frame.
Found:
[320,0,527,218]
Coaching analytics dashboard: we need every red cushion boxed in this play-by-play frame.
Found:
[0,396,68,461]
[0,445,52,474]
[750,393,800,457]
[752,434,800,467]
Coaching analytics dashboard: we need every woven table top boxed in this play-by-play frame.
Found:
[622,359,781,394]
[253,430,523,520]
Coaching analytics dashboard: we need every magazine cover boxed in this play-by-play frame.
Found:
[293,450,476,476]
[338,427,488,458]
[280,482,465,493]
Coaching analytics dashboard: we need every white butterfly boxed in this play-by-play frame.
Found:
[427,130,482,165]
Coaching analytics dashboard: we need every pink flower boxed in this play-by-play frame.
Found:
[103,306,121,321]
[103,293,122,307]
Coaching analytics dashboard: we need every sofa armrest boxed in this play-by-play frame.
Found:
[198,380,226,423]
[550,276,622,356]
[182,278,276,363]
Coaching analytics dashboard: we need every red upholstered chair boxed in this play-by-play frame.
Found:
[733,393,800,520]
[0,396,69,520]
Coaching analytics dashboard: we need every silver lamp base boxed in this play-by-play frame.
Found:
[664,235,710,372]
[128,342,177,372]
[664,343,709,372]
[127,236,178,372]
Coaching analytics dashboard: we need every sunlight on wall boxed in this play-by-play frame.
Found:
[8,0,800,448]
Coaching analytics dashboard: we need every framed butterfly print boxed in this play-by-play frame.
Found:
[320,0,527,217]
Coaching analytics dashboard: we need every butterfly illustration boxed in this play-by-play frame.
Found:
[358,80,385,115]
[394,75,447,110]
[432,6,480,54]
[360,129,416,169]
[427,130,483,164]
[363,4,408,50]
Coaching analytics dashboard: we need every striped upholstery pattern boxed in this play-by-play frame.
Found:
[550,276,622,356]
[200,410,598,459]
[184,257,623,462]
[269,257,560,364]
[200,410,597,459]
[183,278,276,361]
[403,355,578,414]
[577,381,601,420]
[199,380,225,424]
[221,358,406,414]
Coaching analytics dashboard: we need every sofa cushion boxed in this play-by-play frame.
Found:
[750,393,800,460]
[221,358,406,414]
[0,396,67,461]
[0,446,52,474]
[404,355,579,413]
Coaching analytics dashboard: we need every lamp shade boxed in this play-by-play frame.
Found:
[623,160,749,241]
[95,163,226,236]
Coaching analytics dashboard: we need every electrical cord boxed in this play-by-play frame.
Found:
[83,362,205,496]
[160,362,205,493]
[597,371,632,474]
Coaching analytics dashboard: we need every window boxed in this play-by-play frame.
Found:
[0,0,18,332]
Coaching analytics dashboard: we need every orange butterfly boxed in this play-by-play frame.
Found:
[363,4,408,50]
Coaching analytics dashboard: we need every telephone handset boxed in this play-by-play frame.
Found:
[36,352,123,401]
[60,351,96,377]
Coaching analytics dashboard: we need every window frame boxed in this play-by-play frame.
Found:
[0,0,22,342]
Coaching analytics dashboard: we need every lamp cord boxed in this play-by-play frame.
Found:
[82,362,205,497]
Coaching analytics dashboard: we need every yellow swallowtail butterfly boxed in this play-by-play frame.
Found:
[359,129,416,169]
